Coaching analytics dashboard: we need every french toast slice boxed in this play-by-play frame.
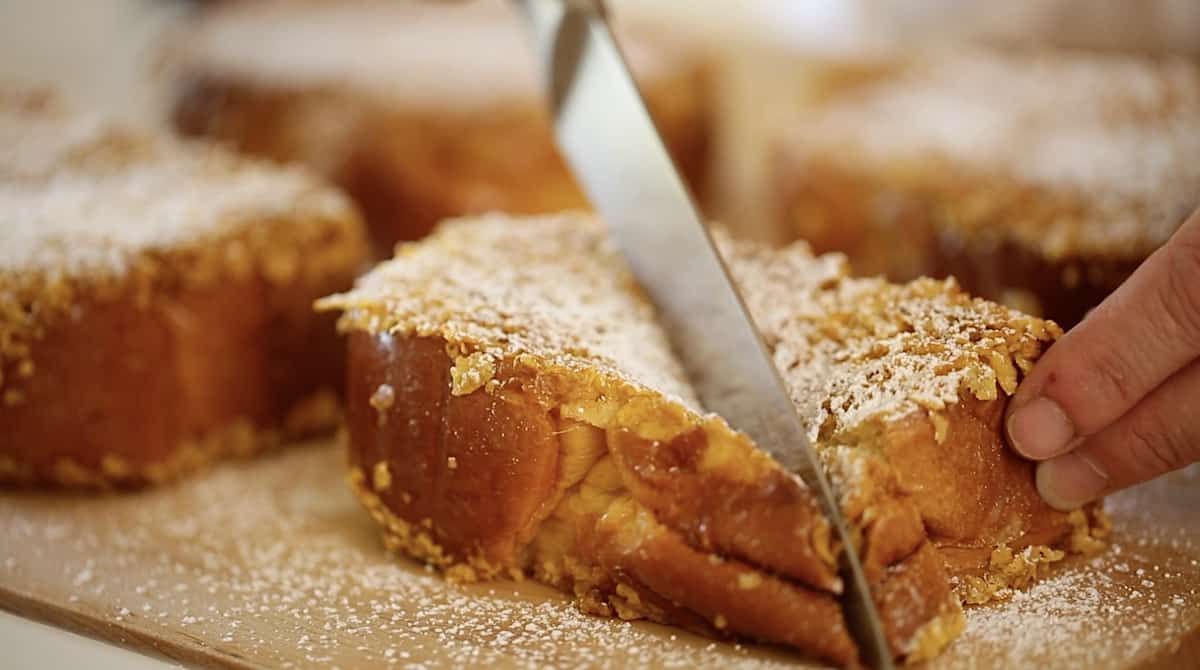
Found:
[168,0,709,255]
[0,97,369,487]
[772,47,1200,327]
[318,214,1108,664]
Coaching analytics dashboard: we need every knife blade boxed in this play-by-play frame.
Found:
[512,1,894,666]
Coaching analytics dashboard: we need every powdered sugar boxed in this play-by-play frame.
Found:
[323,215,1054,439]
[0,102,351,278]
[726,231,1055,437]
[785,48,1200,258]
[0,443,806,669]
[2,443,1195,668]
[0,164,342,278]
[320,214,702,411]
[946,499,1200,669]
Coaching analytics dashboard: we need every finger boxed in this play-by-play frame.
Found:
[1006,208,1200,460]
[1034,357,1200,510]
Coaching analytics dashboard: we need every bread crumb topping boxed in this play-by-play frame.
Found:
[449,351,497,397]
[369,384,395,427]
[0,98,364,406]
[321,214,1057,441]
[372,461,393,492]
[906,598,967,663]
[719,232,1058,441]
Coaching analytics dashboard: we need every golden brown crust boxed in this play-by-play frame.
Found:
[875,542,961,658]
[321,214,1105,663]
[345,334,562,570]
[588,498,859,665]
[169,1,710,254]
[341,326,982,666]
[0,260,354,488]
[606,427,837,590]
[342,330,858,667]
[0,104,369,487]
[342,328,840,590]
[880,398,1073,552]
[772,48,1200,327]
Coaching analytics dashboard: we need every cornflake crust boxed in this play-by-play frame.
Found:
[0,95,368,487]
[773,47,1200,326]
[167,0,709,252]
[319,213,1109,665]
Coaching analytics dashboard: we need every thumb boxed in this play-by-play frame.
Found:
[1035,358,1200,510]
[1005,209,1200,462]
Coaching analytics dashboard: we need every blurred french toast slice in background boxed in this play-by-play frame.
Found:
[168,0,711,256]
[0,93,368,487]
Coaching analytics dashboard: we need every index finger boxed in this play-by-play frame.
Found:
[1005,207,1200,461]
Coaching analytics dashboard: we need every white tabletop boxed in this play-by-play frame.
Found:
[0,610,177,670]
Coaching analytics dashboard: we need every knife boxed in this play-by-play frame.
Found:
[512,1,895,667]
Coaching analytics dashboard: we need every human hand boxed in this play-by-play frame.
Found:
[1005,206,1200,510]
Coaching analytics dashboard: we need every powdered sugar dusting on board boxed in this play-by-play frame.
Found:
[0,443,804,670]
[1,444,1196,668]
[950,548,1199,669]
[943,472,1200,669]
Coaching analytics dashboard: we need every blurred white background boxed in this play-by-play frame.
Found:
[2,0,1197,130]
[0,0,879,123]
[0,0,188,123]
[0,0,885,233]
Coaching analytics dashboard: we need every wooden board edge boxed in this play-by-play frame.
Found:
[0,586,257,670]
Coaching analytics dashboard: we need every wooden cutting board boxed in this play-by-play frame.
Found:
[1,439,1197,669]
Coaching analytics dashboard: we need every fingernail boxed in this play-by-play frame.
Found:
[1036,452,1109,511]
[1007,396,1076,459]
